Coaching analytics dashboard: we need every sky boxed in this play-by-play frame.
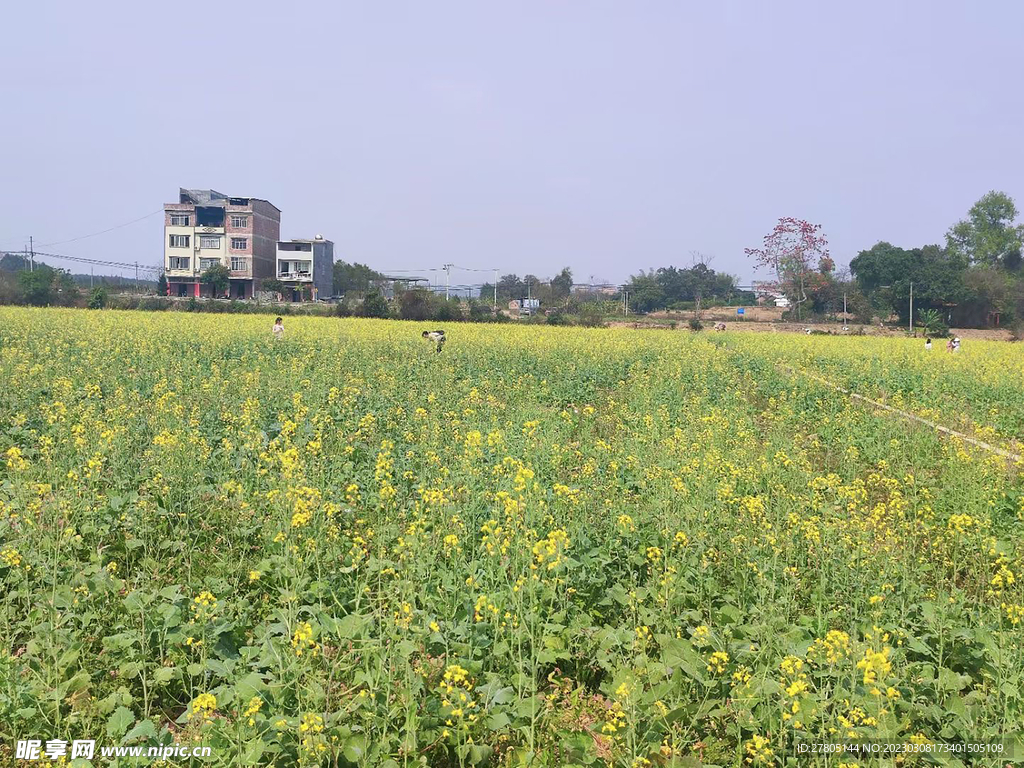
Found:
[2,0,1023,285]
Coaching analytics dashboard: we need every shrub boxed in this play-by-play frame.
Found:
[578,305,606,328]
[361,292,390,318]
[400,290,434,321]
[87,287,108,309]
[688,317,704,331]
[433,298,464,322]
[468,301,494,322]
[917,308,949,338]
[138,297,171,312]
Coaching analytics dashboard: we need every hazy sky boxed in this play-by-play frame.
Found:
[3,1,1022,285]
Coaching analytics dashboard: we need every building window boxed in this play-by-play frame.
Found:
[199,236,221,249]
[280,260,311,276]
[170,214,190,226]
[230,237,248,250]
[231,257,248,272]
[199,258,220,271]
[169,234,190,248]
[168,256,190,270]
[230,216,249,228]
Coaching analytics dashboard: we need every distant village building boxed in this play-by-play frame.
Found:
[276,236,334,302]
[164,188,281,299]
[571,283,619,297]
[754,286,790,308]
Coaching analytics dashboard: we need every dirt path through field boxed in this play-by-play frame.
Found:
[777,363,1023,463]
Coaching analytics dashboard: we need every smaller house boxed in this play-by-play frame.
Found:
[753,285,789,308]
[276,236,333,301]
[521,298,540,315]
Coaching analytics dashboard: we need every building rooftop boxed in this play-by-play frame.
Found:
[176,188,281,211]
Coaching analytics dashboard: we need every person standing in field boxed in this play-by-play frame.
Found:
[272,317,284,340]
[925,338,932,350]
[952,336,961,353]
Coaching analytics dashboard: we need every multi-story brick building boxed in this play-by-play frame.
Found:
[164,188,281,298]
[276,236,334,301]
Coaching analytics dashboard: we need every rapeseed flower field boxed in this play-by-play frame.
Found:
[0,308,1021,766]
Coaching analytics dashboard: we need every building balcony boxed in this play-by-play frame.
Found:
[165,259,194,275]
[279,271,313,281]
[230,260,253,278]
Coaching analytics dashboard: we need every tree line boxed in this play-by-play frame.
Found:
[616,191,1023,333]
[741,191,1023,332]
[623,260,755,314]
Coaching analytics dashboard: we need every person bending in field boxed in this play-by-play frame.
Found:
[272,317,284,340]
[422,329,446,353]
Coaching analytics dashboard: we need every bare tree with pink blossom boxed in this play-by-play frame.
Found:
[745,217,831,320]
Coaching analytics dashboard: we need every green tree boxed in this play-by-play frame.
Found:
[550,267,573,303]
[201,263,231,297]
[946,191,1023,269]
[360,291,389,318]
[959,267,1017,326]
[851,242,967,323]
[18,267,57,306]
[17,265,74,306]
[333,261,385,294]
[156,272,167,296]
[496,274,526,302]
[523,274,542,299]
[625,271,665,313]
[0,253,30,272]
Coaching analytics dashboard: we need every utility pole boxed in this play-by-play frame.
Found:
[29,236,34,272]
[909,281,914,334]
[443,263,453,301]
[843,292,848,329]
[90,267,94,288]
[493,269,497,309]
[135,261,140,293]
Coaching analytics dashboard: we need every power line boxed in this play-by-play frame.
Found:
[382,265,499,274]
[36,210,162,247]
[2,249,162,274]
